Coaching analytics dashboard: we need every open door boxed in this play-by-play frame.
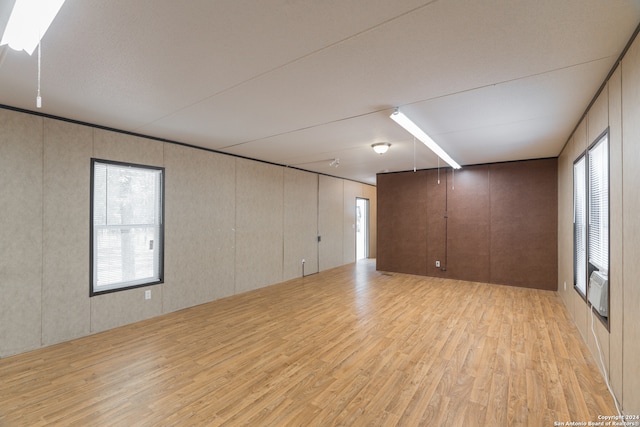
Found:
[356,197,369,260]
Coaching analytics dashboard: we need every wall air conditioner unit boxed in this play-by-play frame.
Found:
[588,271,608,317]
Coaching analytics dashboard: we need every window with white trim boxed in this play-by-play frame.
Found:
[91,159,164,295]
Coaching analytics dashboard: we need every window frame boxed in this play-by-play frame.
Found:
[573,153,588,299]
[572,129,610,326]
[90,158,165,296]
[587,131,609,275]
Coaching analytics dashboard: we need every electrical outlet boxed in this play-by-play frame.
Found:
[435,261,440,268]
[145,290,151,300]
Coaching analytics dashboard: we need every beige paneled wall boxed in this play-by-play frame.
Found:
[588,86,609,142]
[558,90,617,412]
[91,286,163,334]
[558,32,640,414]
[0,110,43,356]
[608,66,623,401]
[235,159,284,294]
[93,129,164,167]
[0,108,376,358]
[585,88,611,391]
[163,144,236,313]
[622,33,640,415]
[318,175,344,271]
[283,168,318,281]
[557,136,572,310]
[42,119,92,345]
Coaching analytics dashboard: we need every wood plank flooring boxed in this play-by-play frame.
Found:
[0,260,617,426]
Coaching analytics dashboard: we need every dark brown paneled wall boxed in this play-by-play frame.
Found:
[489,160,558,289]
[376,158,558,290]
[376,170,428,275]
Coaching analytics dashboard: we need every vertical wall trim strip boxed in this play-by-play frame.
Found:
[40,116,45,347]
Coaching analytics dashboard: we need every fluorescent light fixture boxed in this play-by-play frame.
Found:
[371,142,391,154]
[390,109,461,169]
[1,0,66,55]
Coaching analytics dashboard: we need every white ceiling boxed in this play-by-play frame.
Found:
[1,0,639,185]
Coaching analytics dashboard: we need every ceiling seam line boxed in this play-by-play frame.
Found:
[131,0,440,132]
[217,55,612,150]
[434,113,577,137]
[217,107,391,150]
[401,55,615,109]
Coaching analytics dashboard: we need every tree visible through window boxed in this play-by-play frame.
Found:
[91,159,164,295]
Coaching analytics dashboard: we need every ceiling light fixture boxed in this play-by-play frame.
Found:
[371,143,391,154]
[1,0,66,55]
[329,158,340,167]
[390,108,461,169]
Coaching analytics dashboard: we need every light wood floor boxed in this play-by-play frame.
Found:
[0,260,617,426]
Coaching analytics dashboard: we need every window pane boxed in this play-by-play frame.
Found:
[105,166,161,226]
[93,163,107,226]
[588,135,609,273]
[92,160,163,294]
[574,156,587,295]
[95,226,160,289]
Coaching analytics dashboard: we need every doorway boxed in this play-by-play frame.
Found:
[356,198,369,260]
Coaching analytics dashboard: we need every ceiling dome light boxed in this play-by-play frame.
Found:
[372,143,391,154]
